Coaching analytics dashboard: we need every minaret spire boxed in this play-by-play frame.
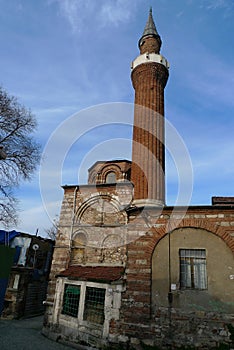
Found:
[138,7,162,54]
[131,8,169,207]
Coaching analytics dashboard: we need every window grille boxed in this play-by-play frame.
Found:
[62,284,80,317]
[84,287,105,325]
[180,249,207,290]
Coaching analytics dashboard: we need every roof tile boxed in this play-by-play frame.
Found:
[57,265,124,283]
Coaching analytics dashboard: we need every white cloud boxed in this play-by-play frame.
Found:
[98,0,136,27]
[35,105,76,117]
[201,0,233,10]
[58,0,95,33]
[195,0,234,17]
[49,0,138,33]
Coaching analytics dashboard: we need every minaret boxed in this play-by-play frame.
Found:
[131,8,169,206]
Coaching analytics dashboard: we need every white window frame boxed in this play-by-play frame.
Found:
[179,249,207,290]
[53,278,123,339]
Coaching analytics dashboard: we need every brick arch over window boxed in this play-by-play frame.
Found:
[101,164,122,183]
[138,218,234,262]
[170,219,233,253]
[88,160,131,184]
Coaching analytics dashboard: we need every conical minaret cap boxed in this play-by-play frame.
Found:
[138,7,162,50]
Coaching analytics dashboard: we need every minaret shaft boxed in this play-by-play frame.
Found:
[131,10,169,206]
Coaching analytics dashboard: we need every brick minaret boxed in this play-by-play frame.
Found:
[131,8,169,206]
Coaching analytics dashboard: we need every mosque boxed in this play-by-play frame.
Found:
[43,9,234,349]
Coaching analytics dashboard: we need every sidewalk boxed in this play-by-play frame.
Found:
[0,316,74,350]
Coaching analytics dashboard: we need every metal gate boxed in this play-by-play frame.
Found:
[24,280,48,317]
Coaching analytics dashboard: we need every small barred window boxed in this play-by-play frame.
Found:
[62,284,80,317]
[83,287,105,325]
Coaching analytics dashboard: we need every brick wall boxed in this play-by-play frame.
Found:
[139,36,161,55]
[131,62,168,202]
[110,206,234,348]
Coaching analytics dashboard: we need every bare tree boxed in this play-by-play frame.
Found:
[0,86,41,227]
[44,216,59,240]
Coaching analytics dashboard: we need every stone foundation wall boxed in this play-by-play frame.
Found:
[109,308,234,349]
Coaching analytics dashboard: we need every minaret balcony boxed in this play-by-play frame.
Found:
[131,53,169,71]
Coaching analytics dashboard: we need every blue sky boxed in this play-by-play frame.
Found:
[0,0,233,236]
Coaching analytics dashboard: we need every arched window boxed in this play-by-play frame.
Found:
[71,232,87,264]
[105,171,116,183]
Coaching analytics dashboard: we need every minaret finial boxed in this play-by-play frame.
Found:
[138,7,162,53]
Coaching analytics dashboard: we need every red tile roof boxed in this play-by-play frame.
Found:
[57,266,124,283]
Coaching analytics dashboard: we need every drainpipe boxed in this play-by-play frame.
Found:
[167,218,173,349]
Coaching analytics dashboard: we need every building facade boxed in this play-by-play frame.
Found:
[0,231,54,319]
[43,9,234,349]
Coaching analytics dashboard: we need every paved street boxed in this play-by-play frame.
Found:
[0,315,75,350]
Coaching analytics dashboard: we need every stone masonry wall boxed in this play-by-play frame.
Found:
[44,182,133,327]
